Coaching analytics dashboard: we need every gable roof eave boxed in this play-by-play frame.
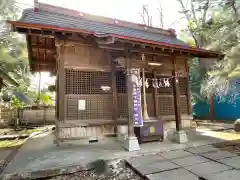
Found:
[8,20,222,58]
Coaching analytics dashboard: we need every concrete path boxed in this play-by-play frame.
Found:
[126,145,240,180]
[0,129,228,179]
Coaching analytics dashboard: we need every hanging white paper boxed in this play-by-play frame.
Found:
[145,78,149,88]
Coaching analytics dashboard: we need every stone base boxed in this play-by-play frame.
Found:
[173,130,188,143]
[117,125,128,143]
[123,136,140,152]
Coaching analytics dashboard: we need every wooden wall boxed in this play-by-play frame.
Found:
[56,39,191,139]
[64,41,112,71]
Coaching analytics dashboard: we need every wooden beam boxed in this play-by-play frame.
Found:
[172,57,182,131]
[31,66,56,73]
[100,44,191,58]
[56,40,66,146]
[99,43,220,58]
[111,57,118,133]
[29,33,55,38]
[26,34,33,64]
[185,61,192,115]
[31,60,56,66]
[31,45,56,51]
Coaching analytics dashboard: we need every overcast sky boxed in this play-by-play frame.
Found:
[18,0,188,33]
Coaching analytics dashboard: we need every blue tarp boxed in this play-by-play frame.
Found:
[193,78,240,121]
[194,98,240,121]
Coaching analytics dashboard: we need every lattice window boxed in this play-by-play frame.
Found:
[180,96,188,114]
[116,71,126,93]
[66,95,113,120]
[157,96,174,115]
[65,69,112,94]
[117,94,127,118]
[179,78,188,95]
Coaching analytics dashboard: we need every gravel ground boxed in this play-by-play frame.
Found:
[42,160,143,180]
[213,139,240,154]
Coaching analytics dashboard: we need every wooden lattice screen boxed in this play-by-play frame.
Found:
[116,71,127,118]
[116,71,156,118]
[116,72,189,118]
[65,69,113,120]
[157,76,188,116]
[64,70,189,120]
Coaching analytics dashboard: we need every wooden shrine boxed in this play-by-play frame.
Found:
[8,1,221,148]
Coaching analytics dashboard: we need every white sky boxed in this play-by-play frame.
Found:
[17,0,188,90]
[18,0,188,32]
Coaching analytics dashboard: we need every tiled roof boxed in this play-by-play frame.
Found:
[18,8,189,47]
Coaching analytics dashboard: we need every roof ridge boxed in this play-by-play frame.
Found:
[34,1,177,37]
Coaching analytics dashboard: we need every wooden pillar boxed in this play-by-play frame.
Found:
[38,72,41,102]
[153,71,158,117]
[126,56,135,137]
[186,61,192,115]
[142,68,149,120]
[55,41,65,146]
[111,60,118,133]
[172,57,182,131]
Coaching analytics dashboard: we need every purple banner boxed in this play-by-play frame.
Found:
[131,69,143,127]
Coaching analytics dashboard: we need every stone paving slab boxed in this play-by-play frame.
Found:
[200,150,238,160]
[202,170,240,180]
[185,145,218,154]
[129,160,179,175]
[146,168,199,180]
[158,150,192,159]
[184,161,232,177]
[217,156,240,169]
[170,155,210,167]
[126,154,165,167]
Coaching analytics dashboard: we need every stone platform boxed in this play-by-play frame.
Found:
[126,144,240,180]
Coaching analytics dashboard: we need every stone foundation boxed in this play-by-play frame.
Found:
[117,115,193,143]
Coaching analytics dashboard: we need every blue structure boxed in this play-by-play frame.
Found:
[193,98,240,121]
[193,79,240,121]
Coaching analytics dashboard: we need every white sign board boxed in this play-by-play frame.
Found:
[78,100,86,110]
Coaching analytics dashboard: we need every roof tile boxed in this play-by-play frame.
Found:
[19,9,188,47]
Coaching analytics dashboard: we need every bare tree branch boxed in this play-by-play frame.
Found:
[190,0,198,23]
[139,5,152,26]
[157,0,164,28]
[177,0,199,47]
[202,0,210,24]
